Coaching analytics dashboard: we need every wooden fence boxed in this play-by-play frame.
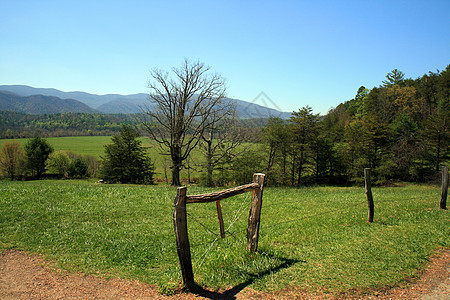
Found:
[173,167,447,288]
[173,173,265,288]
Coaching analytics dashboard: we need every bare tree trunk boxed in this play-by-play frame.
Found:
[206,165,213,186]
[163,157,169,184]
[171,146,183,186]
[187,156,191,184]
[266,145,276,172]
[172,165,182,186]
[206,140,214,187]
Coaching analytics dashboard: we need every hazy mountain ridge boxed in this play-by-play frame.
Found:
[96,96,149,113]
[0,85,292,118]
[0,91,97,114]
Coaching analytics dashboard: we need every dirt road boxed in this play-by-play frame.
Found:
[1,249,448,299]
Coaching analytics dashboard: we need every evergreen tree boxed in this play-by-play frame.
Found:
[261,117,291,185]
[100,126,154,184]
[382,69,405,87]
[24,136,53,178]
[289,106,320,186]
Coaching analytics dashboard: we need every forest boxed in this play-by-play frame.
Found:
[258,66,449,186]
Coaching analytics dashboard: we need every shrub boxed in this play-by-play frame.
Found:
[46,151,71,177]
[68,158,88,178]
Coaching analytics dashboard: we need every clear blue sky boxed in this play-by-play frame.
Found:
[1,0,449,114]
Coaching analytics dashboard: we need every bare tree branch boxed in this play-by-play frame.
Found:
[139,59,231,186]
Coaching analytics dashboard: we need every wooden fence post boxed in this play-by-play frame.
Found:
[247,173,265,252]
[441,166,448,210]
[173,187,194,288]
[364,168,374,223]
[216,200,225,238]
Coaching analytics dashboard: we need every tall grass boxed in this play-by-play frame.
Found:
[0,181,448,295]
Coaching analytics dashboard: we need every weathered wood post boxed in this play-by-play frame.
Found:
[247,173,265,252]
[173,175,265,285]
[173,187,194,288]
[441,166,448,210]
[216,200,225,238]
[364,168,374,223]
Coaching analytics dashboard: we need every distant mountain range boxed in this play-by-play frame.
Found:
[0,91,96,114]
[0,85,292,119]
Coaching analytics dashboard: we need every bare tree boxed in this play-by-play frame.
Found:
[199,112,241,186]
[140,59,230,186]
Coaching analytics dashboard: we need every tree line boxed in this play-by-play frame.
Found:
[256,66,449,186]
[1,61,448,186]
[0,111,135,138]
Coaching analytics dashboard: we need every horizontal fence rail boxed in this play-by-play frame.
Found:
[186,183,260,203]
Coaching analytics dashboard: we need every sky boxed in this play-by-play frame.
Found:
[1,0,449,114]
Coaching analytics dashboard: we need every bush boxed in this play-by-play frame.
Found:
[46,151,71,177]
[68,158,88,178]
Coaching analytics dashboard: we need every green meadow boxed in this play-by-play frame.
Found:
[0,136,259,183]
[0,136,152,158]
[0,136,198,181]
[0,180,447,296]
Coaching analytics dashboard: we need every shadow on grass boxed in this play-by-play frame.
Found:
[188,254,304,299]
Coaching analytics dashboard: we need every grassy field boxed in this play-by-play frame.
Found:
[0,136,260,183]
[0,136,111,158]
[0,180,447,296]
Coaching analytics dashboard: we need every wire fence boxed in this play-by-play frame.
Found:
[184,191,252,275]
[181,191,440,276]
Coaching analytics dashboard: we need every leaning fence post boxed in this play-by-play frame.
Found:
[441,166,448,210]
[173,187,194,288]
[247,173,265,252]
[216,200,226,238]
[364,168,374,223]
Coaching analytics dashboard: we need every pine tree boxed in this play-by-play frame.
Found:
[100,126,154,184]
[24,136,53,178]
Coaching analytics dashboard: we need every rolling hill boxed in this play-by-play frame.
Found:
[0,85,292,118]
[0,91,97,114]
